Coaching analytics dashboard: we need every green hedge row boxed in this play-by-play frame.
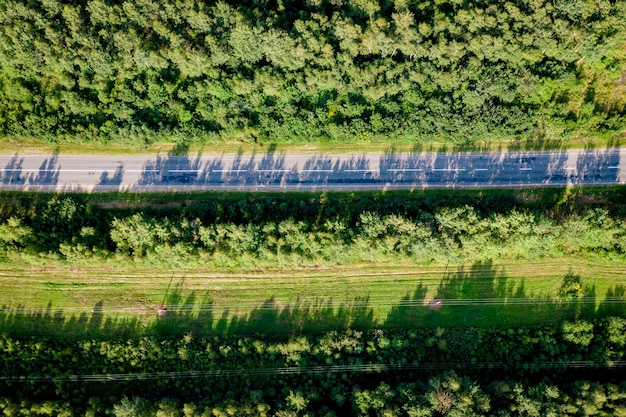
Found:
[1,191,625,266]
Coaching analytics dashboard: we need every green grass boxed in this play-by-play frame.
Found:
[1,259,624,339]
[0,133,622,156]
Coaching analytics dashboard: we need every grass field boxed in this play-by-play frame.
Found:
[0,134,621,156]
[1,259,624,339]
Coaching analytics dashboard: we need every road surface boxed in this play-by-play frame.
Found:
[0,148,624,192]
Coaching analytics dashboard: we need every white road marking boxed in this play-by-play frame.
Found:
[344,169,372,172]
[1,168,71,172]
[301,169,334,172]
[432,168,466,171]
[169,169,200,173]
[520,168,532,171]
[474,168,489,171]
[387,168,423,172]
[0,169,157,173]
[256,169,291,173]
[565,167,577,170]
[608,166,619,169]
[212,169,248,173]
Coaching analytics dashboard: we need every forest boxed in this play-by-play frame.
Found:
[1,0,626,146]
[1,317,626,416]
[2,0,626,413]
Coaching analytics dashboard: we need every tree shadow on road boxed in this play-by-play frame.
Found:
[28,151,60,187]
[0,154,25,185]
[98,164,123,187]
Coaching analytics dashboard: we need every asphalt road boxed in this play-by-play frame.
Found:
[0,148,624,192]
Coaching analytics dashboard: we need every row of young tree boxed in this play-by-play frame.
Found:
[1,0,625,145]
[2,376,626,416]
[0,192,625,266]
[1,317,626,416]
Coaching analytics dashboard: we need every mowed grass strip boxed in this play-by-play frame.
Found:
[0,259,624,339]
[0,134,617,156]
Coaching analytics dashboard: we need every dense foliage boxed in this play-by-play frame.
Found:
[1,0,626,145]
[1,317,626,416]
[0,190,625,266]
[2,191,624,415]
[2,378,626,416]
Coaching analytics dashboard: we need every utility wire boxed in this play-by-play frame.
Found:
[1,297,624,315]
[2,361,625,382]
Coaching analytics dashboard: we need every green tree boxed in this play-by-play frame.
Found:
[32,196,88,251]
[285,390,309,413]
[110,213,166,257]
[0,217,32,249]
[562,320,594,347]
[228,23,264,65]
[113,397,152,417]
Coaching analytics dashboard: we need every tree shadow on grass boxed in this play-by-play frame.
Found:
[597,284,626,318]
[219,295,376,336]
[144,280,377,337]
[384,283,429,329]
[0,301,145,340]
[143,290,379,337]
[0,283,375,340]
[384,262,528,328]
[2,267,622,340]
[149,280,215,337]
[383,263,625,329]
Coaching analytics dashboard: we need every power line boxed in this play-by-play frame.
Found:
[1,296,624,315]
[2,360,625,383]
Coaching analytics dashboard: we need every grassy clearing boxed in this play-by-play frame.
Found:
[0,134,622,156]
[1,259,624,339]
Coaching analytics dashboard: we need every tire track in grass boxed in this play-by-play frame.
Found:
[1,260,624,332]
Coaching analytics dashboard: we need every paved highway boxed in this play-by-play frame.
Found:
[0,148,624,192]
